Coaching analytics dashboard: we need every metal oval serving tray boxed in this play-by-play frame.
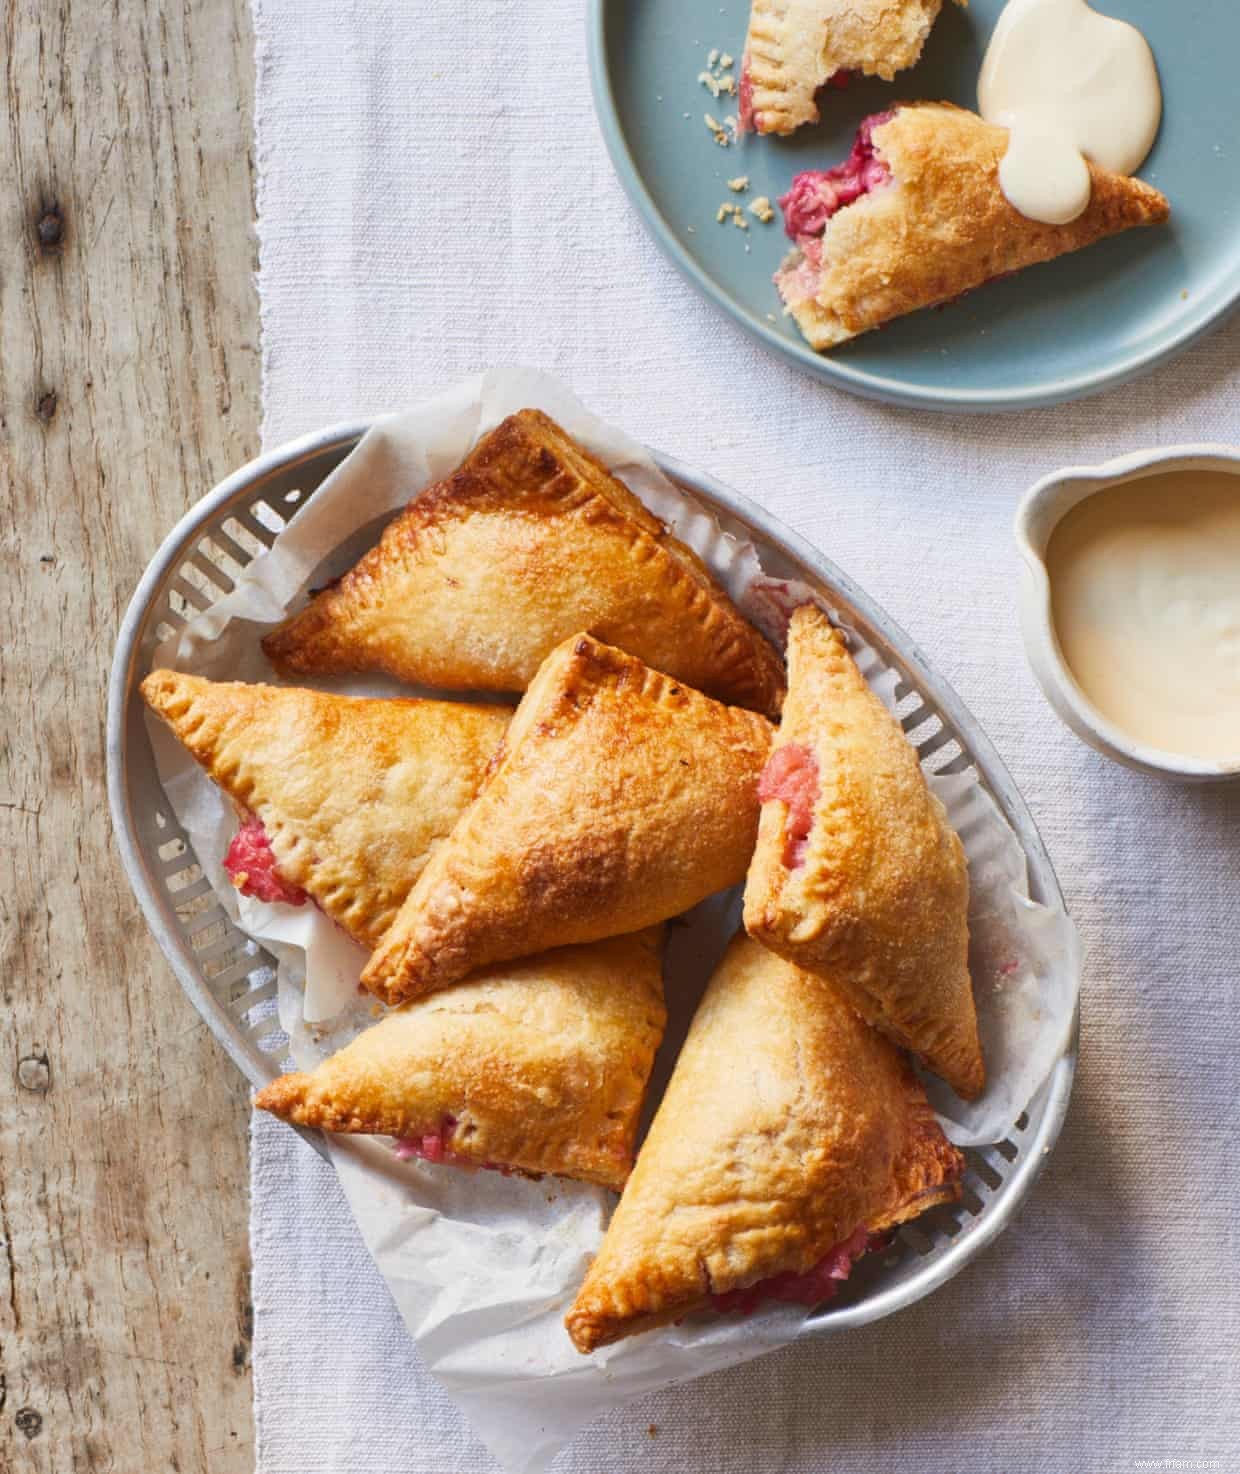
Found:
[107,422,1079,1339]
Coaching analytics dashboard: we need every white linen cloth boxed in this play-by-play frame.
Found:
[249,2,1240,1469]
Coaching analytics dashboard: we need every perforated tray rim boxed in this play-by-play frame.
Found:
[106,419,1079,1338]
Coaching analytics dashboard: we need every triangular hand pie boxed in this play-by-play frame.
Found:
[743,605,984,1098]
[565,935,963,1351]
[261,409,785,717]
[741,0,961,136]
[776,103,1170,350]
[141,671,509,950]
[361,633,774,1005]
[256,931,667,1191]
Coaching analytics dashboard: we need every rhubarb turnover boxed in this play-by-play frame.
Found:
[740,0,963,137]
[361,633,774,1006]
[262,409,785,718]
[140,672,509,950]
[775,103,1170,350]
[256,931,667,1191]
[565,934,963,1351]
[743,605,984,1098]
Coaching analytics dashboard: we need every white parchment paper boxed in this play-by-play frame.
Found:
[149,368,1080,1474]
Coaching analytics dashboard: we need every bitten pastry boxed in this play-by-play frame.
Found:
[743,605,984,1098]
[141,671,509,950]
[361,633,774,1006]
[565,935,963,1352]
[261,409,785,718]
[740,0,963,136]
[256,931,667,1191]
[775,103,1170,350]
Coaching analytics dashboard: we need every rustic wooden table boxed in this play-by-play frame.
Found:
[2,3,260,1469]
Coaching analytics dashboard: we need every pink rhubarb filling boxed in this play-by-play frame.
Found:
[394,1115,469,1166]
[775,111,894,304]
[738,55,755,133]
[758,743,820,869]
[394,1116,516,1176]
[780,112,893,239]
[710,1225,885,1315]
[224,815,308,907]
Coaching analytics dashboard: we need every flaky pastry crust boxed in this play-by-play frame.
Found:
[141,671,509,950]
[256,931,667,1191]
[742,605,984,1099]
[361,633,774,1006]
[743,0,959,136]
[261,409,784,717]
[781,103,1171,349]
[565,934,963,1351]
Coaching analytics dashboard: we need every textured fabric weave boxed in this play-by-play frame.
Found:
[251,2,1240,1469]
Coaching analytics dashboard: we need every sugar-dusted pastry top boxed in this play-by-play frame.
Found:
[565,935,963,1351]
[261,409,785,718]
[140,671,509,950]
[777,102,1170,350]
[256,931,667,1192]
[743,604,984,1098]
[741,0,959,136]
[361,633,775,1006]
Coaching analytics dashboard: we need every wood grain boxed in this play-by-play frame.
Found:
[0,2,260,1469]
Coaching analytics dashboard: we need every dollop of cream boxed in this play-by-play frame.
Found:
[978,0,1161,225]
[1047,470,1240,763]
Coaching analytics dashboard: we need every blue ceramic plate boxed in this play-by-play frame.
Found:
[589,0,1240,411]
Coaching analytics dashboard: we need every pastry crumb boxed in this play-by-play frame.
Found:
[749,195,775,223]
[699,49,737,98]
[704,113,731,146]
[727,175,749,192]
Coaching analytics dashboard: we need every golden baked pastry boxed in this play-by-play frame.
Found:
[261,409,785,717]
[361,633,774,1006]
[256,931,667,1191]
[141,671,509,950]
[775,103,1171,350]
[742,605,984,1098]
[741,0,962,136]
[565,934,963,1351]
